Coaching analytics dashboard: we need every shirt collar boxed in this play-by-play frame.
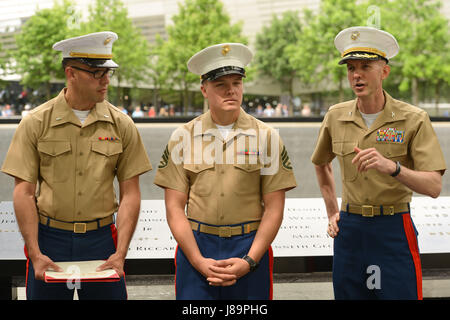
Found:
[84,99,114,127]
[194,108,257,141]
[376,91,407,123]
[50,88,113,127]
[337,91,406,129]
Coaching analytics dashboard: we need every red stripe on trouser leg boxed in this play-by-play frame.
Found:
[174,245,179,297]
[268,246,273,300]
[110,224,118,248]
[109,224,128,299]
[24,245,29,300]
[402,214,423,300]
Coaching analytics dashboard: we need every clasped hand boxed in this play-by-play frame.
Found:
[196,257,250,286]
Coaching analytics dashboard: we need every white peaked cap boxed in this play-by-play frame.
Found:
[187,43,253,81]
[53,31,119,68]
[334,26,399,64]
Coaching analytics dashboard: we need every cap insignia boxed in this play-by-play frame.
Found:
[351,31,360,41]
[221,45,230,56]
[104,37,113,45]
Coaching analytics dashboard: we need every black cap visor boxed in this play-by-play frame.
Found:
[64,57,119,68]
[339,52,388,65]
[201,66,245,82]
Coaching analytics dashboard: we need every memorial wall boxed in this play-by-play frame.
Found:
[2,197,450,260]
[1,122,449,266]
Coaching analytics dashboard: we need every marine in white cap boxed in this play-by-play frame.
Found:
[52,31,119,109]
[311,26,446,300]
[1,31,152,300]
[154,43,296,300]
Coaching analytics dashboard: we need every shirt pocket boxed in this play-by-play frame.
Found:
[376,142,407,162]
[184,163,215,197]
[232,163,262,195]
[332,141,358,182]
[91,141,123,181]
[37,140,72,183]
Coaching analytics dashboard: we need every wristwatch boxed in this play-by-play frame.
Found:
[242,255,259,272]
[391,161,401,177]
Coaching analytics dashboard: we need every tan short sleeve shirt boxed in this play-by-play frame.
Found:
[311,91,446,206]
[154,109,297,225]
[1,89,152,221]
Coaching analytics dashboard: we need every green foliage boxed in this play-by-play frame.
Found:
[0,41,5,77]
[254,11,302,97]
[283,0,450,105]
[8,0,450,108]
[12,0,149,104]
[0,42,6,88]
[366,0,450,104]
[287,0,365,101]
[154,0,247,112]
[0,42,4,69]
[13,0,75,98]
[79,0,150,88]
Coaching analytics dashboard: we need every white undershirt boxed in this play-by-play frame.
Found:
[73,109,91,124]
[360,110,382,128]
[215,123,234,140]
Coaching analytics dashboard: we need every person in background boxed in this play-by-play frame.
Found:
[301,104,311,117]
[132,106,144,118]
[148,106,156,118]
[263,104,274,117]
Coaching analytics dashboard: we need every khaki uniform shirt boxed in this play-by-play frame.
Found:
[154,108,297,225]
[1,89,152,222]
[311,91,446,206]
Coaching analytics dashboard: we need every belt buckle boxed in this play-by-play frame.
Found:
[218,226,232,238]
[362,205,374,217]
[74,223,87,233]
[385,206,395,216]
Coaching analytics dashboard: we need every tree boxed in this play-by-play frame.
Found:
[254,11,302,115]
[13,0,75,99]
[79,0,150,106]
[0,42,4,72]
[288,0,366,102]
[155,0,247,114]
[368,0,450,107]
[0,42,6,87]
[145,34,174,110]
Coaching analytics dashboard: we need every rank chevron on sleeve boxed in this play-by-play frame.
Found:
[158,145,170,169]
[281,145,292,170]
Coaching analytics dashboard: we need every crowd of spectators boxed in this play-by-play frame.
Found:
[0,87,40,118]
[0,101,315,119]
[126,104,177,118]
[0,86,315,119]
[252,102,312,118]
